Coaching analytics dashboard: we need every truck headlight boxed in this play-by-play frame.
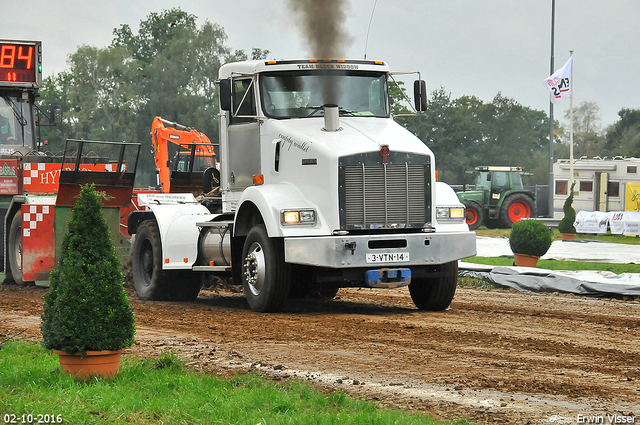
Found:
[436,207,465,220]
[281,209,316,225]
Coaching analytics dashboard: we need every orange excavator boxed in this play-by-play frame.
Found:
[151,116,218,193]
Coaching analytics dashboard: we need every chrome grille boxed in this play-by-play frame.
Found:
[343,163,427,229]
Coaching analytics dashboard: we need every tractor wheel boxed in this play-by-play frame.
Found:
[408,261,458,311]
[463,201,484,230]
[241,224,291,312]
[131,220,174,300]
[7,213,25,285]
[499,194,534,228]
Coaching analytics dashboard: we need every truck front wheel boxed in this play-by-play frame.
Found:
[408,261,458,311]
[241,224,291,312]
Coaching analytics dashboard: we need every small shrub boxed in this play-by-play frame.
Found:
[509,219,552,257]
[558,181,577,234]
[40,184,135,353]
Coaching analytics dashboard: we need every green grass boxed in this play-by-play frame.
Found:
[470,228,640,274]
[462,256,640,274]
[0,342,467,425]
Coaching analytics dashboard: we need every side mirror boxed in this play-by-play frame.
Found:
[50,103,62,124]
[413,80,427,112]
[219,79,231,111]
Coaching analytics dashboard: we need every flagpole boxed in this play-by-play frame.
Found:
[569,51,574,191]
[548,0,556,218]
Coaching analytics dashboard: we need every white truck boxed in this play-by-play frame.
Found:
[128,59,476,312]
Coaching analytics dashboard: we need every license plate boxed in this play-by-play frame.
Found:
[365,252,410,263]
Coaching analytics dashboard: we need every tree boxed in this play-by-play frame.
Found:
[558,101,605,158]
[477,93,549,181]
[41,184,135,354]
[39,8,268,187]
[404,89,549,185]
[36,72,74,153]
[605,108,640,157]
[404,88,486,183]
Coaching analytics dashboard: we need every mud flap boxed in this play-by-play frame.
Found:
[365,268,411,288]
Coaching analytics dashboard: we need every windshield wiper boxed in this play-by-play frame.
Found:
[304,105,356,117]
[1,95,27,127]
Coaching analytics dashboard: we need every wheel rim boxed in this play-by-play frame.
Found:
[244,242,266,296]
[140,239,154,286]
[465,209,478,225]
[508,201,531,222]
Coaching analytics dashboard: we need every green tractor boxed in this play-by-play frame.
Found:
[457,166,535,230]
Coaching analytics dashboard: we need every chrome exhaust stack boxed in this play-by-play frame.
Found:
[322,104,341,132]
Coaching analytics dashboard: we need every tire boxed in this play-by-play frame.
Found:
[499,193,534,228]
[241,224,291,312]
[408,261,458,311]
[7,213,27,285]
[463,201,484,230]
[131,220,174,300]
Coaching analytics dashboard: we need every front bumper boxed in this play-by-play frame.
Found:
[284,231,476,268]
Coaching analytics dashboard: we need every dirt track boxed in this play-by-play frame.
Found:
[1,281,639,424]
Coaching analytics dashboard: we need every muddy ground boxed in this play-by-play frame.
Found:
[1,280,639,424]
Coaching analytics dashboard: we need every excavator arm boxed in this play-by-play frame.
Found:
[151,116,216,193]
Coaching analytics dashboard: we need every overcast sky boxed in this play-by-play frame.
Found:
[3,0,639,128]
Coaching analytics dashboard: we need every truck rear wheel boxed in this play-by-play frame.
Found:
[132,220,173,300]
[408,261,458,311]
[499,194,534,228]
[241,224,291,312]
[463,201,484,230]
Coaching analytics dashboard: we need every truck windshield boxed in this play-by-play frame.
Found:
[260,70,389,119]
[0,94,33,148]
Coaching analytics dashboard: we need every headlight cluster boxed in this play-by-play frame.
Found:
[436,206,466,220]
[281,209,316,225]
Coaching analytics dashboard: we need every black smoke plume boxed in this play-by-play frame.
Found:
[288,0,354,58]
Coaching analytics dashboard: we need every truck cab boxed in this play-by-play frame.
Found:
[129,59,476,312]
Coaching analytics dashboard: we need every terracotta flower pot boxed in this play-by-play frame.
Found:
[55,349,123,380]
[513,253,539,267]
[560,232,576,240]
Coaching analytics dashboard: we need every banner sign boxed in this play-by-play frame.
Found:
[575,210,640,235]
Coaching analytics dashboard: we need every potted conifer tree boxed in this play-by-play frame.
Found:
[40,184,135,380]
[509,219,553,267]
[558,181,577,240]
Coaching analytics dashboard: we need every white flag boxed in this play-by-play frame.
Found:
[543,56,572,104]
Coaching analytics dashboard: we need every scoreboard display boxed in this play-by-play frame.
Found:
[0,40,42,87]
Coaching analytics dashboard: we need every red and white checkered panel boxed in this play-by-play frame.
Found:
[21,204,56,282]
